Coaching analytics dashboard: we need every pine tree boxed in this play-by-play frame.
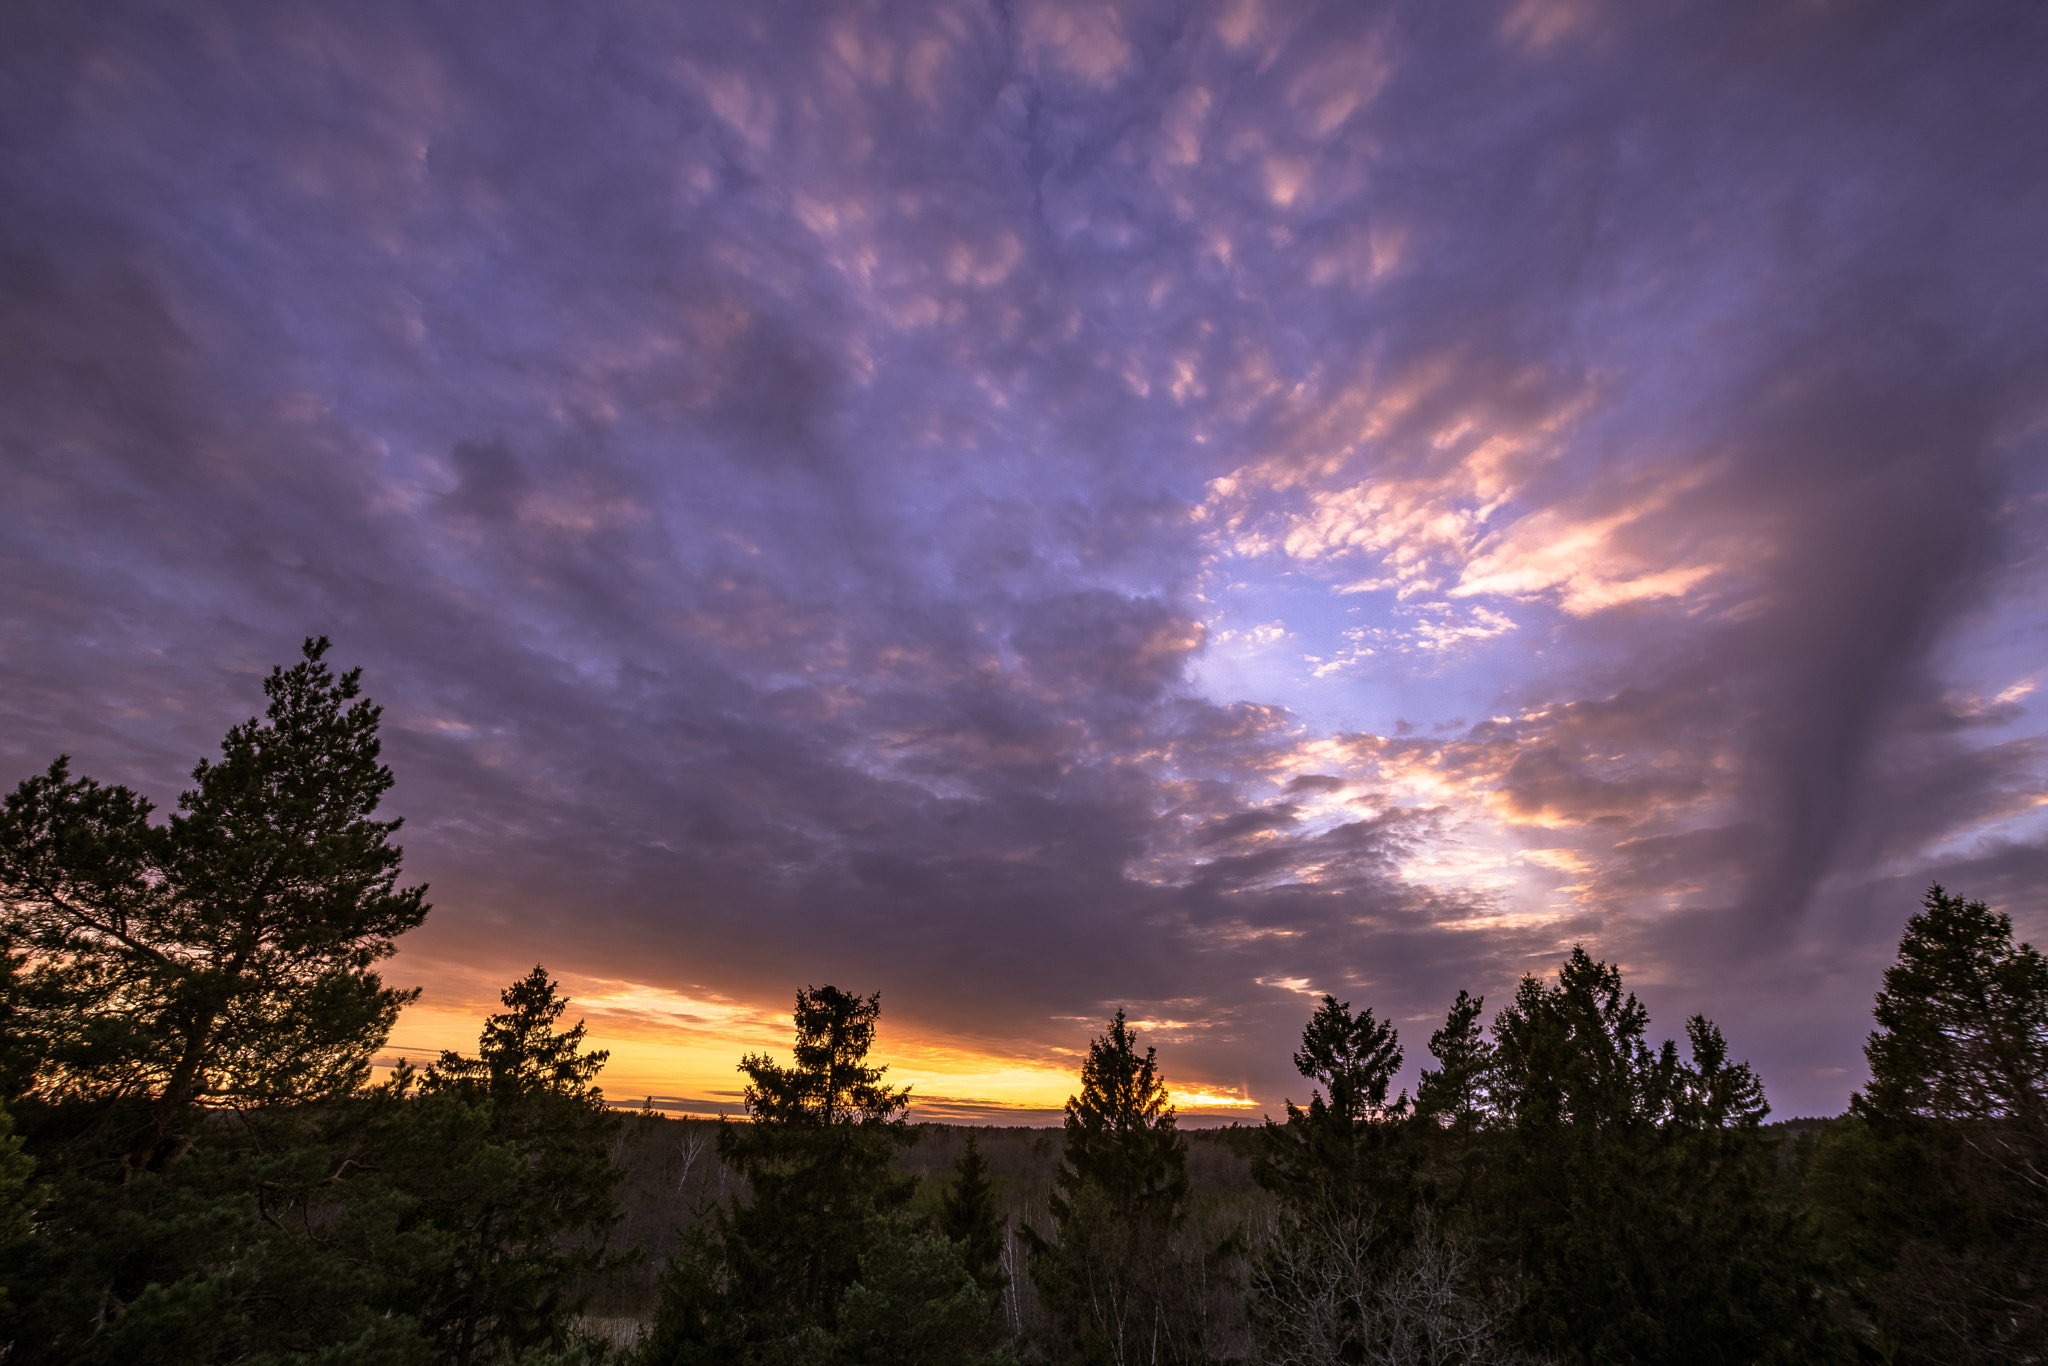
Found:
[0,641,459,1364]
[0,637,428,1173]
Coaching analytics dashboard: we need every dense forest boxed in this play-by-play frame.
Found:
[2,643,2043,1364]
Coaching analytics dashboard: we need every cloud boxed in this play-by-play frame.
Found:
[0,0,2044,1120]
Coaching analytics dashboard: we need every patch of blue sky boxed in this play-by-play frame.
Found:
[1188,566,1553,738]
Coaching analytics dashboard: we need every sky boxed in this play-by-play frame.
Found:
[3,0,2046,1124]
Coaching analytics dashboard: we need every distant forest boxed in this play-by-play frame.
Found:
[2,641,2043,1364]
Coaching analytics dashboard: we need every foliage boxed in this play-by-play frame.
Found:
[717,985,917,1328]
[1478,948,1845,1365]
[5,642,2043,1365]
[937,1131,1007,1295]
[0,640,448,1363]
[1856,883,2047,1126]
[1047,1008,1188,1227]
[790,1227,1019,1366]
[1806,885,2048,1363]
[0,636,428,1173]
[1252,995,1518,1366]
[0,969,624,1366]
[1249,953,1845,1366]
[0,644,622,1364]
[1415,990,1493,1137]
[428,965,613,1101]
[414,965,627,1365]
[1256,995,1408,1207]
[0,1104,440,1365]
[1028,1008,1237,1366]
[0,1097,41,1315]
[639,986,1003,1366]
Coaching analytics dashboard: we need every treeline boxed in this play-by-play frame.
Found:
[1,642,2044,1364]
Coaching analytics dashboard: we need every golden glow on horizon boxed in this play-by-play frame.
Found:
[379,969,1265,1121]
[1169,1089,1256,1109]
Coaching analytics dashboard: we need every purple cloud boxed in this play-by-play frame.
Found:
[3,0,2044,1117]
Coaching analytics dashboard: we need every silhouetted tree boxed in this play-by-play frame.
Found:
[1857,885,2047,1129]
[1048,1008,1188,1228]
[412,965,625,1365]
[1256,994,1407,1204]
[1482,948,1847,1364]
[1806,885,2048,1363]
[0,637,428,1174]
[0,640,453,1364]
[1028,1008,1232,1366]
[1251,994,1526,1366]
[1415,990,1493,1137]
[720,986,917,1323]
[641,985,1003,1366]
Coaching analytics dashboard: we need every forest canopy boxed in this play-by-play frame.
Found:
[1,644,2042,1364]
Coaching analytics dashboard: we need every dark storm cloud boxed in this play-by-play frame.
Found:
[2,0,2045,1115]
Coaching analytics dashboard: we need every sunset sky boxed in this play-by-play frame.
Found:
[4,0,2045,1123]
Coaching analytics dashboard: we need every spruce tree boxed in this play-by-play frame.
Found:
[416,966,624,1365]
[1856,884,2047,1127]
[1028,1008,1208,1366]
[1416,989,1494,1135]
[937,1132,1006,1295]
[1047,1008,1187,1225]
[640,985,923,1365]
[1254,994,1405,1202]
[1483,948,1846,1364]
[720,985,917,1322]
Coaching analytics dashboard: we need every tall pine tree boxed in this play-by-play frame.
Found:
[0,640,449,1364]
